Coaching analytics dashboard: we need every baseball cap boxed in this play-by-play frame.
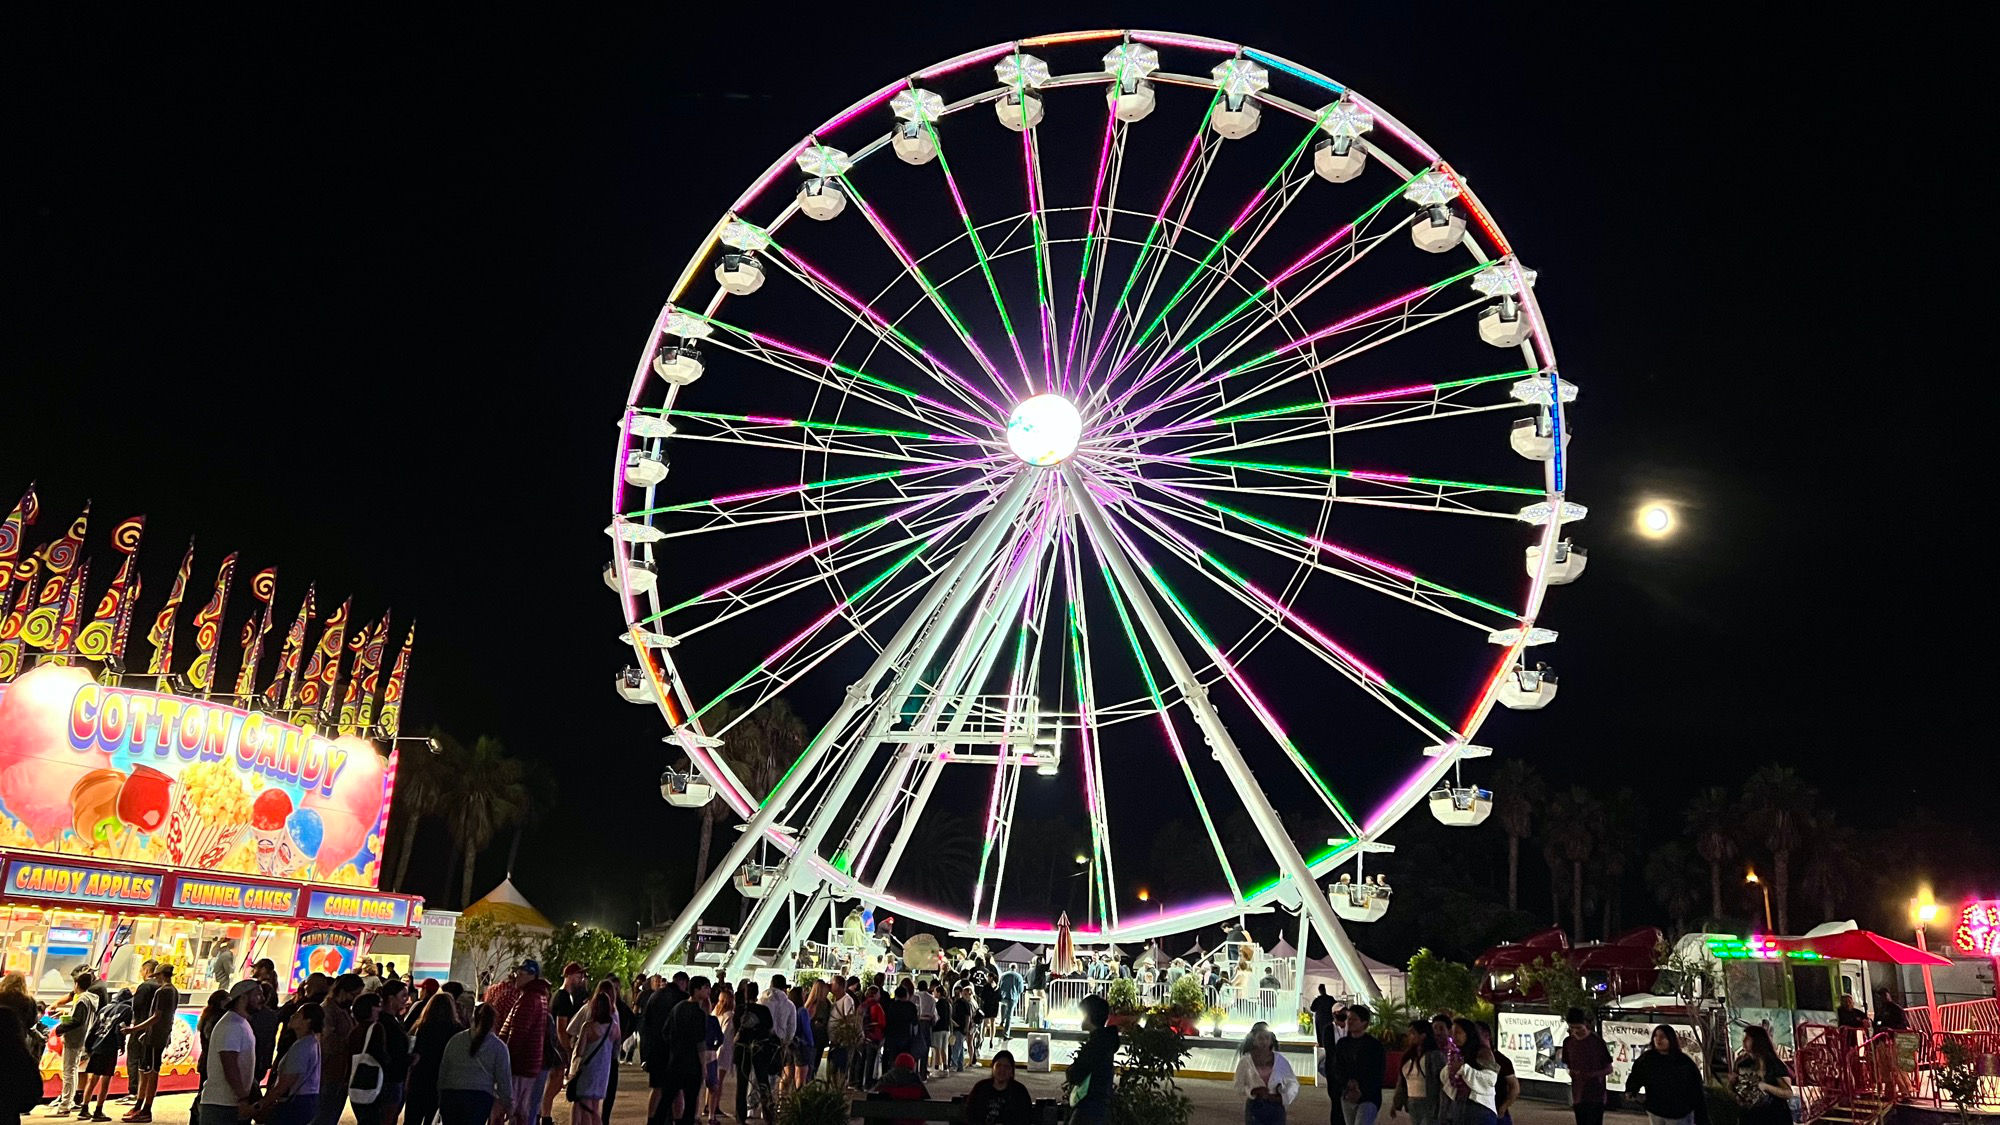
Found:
[562,961,586,978]
[228,979,263,1004]
[516,958,541,975]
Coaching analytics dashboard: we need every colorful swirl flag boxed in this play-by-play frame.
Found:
[114,570,144,661]
[76,514,145,661]
[147,539,197,676]
[22,504,89,651]
[185,552,238,692]
[51,557,90,653]
[0,555,41,681]
[297,596,350,715]
[270,584,315,709]
[359,612,394,731]
[233,567,277,698]
[0,485,39,609]
[337,610,390,734]
[376,620,415,739]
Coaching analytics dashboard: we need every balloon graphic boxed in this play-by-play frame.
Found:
[285,807,324,858]
[300,736,386,876]
[70,768,126,849]
[0,664,112,842]
[118,765,174,834]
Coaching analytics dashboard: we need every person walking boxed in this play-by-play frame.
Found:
[122,964,180,1123]
[658,977,709,1125]
[1625,1025,1706,1125]
[761,976,797,1096]
[1558,1010,1613,1125]
[881,983,918,1080]
[253,1002,323,1125]
[313,974,363,1125]
[436,1006,513,1125]
[1310,987,1340,1054]
[1332,1005,1387,1125]
[198,981,265,1125]
[485,961,552,1125]
[2,1009,49,1125]
[53,968,104,1116]
[801,979,831,1083]
[702,986,734,1125]
[82,987,133,1122]
[1065,995,1118,1125]
[195,991,231,1107]
[1444,1020,1500,1125]
[994,968,1023,1040]
[565,991,616,1125]
[1732,1027,1791,1125]
[546,964,591,1125]
[730,981,772,1123]
[1236,1023,1300,1124]
[1392,1019,1444,1125]
[405,993,462,1125]
[854,986,885,1088]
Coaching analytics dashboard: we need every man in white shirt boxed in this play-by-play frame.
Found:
[763,974,799,1070]
[911,984,938,1080]
[199,980,265,1125]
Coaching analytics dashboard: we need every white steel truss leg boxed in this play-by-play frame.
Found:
[1064,466,1381,1001]
[643,474,1035,972]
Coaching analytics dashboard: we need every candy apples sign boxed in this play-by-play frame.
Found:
[0,665,396,888]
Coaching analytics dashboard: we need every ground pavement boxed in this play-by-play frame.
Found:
[130,1063,1589,1125]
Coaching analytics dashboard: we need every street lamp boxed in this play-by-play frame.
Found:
[1746,868,1774,932]
[1911,893,1940,1020]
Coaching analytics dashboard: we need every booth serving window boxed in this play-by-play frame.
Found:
[0,907,295,999]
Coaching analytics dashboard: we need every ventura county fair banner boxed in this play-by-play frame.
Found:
[0,664,395,888]
[1495,1013,1699,1090]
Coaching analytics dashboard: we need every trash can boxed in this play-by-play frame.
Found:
[1026,1031,1052,1073]
[1022,989,1045,1029]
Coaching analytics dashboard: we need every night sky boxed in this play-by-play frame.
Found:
[7,7,1982,955]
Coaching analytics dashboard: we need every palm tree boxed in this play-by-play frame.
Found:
[1741,765,1816,933]
[441,735,530,906]
[1596,789,1642,936]
[1798,811,1861,923]
[683,698,805,893]
[386,725,451,892]
[1684,787,1739,923]
[1491,760,1546,912]
[1541,836,1567,928]
[1546,787,1604,940]
[1645,841,1704,935]
[898,813,981,908]
[640,869,677,926]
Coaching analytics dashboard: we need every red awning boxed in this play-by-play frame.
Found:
[1779,930,1951,966]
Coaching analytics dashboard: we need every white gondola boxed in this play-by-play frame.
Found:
[1496,663,1558,710]
[1509,416,1570,461]
[1313,136,1366,182]
[660,767,713,808]
[714,254,765,296]
[1106,79,1156,122]
[890,120,939,164]
[734,863,779,899]
[996,91,1043,131]
[615,666,656,704]
[1526,540,1587,584]
[1102,43,1158,123]
[624,448,669,487]
[1412,205,1466,253]
[652,343,704,386]
[796,177,846,220]
[1478,299,1529,348]
[1429,785,1494,826]
[1329,873,1392,922]
[603,557,658,595]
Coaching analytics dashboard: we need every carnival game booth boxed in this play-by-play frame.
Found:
[0,665,420,1094]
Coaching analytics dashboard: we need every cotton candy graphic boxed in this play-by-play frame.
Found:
[0,664,112,842]
[299,736,385,875]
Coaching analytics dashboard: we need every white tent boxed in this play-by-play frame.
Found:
[994,942,1035,966]
[1302,953,1406,1001]
[1270,938,1297,960]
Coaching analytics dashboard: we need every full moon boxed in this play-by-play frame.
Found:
[1006,393,1083,466]
[1637,503,1675,538]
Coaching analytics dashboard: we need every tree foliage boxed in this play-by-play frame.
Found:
[455,914,538,988]
[1108,1008,1193,1125]
[541,922,643,984]
[1407,949,1480,1018]
[1519,954,1597,1019]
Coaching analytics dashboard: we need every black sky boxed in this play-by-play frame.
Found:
[6,6,1986,945]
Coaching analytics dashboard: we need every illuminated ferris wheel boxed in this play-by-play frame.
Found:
[608,29,1583,996]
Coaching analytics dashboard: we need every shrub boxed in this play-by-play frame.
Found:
[1407,949,1479,1018]
[1167,973,1205,1015]
[1106,977,1141,1013]
[1107,1008,1193,1125]
[776,1080,849,1125]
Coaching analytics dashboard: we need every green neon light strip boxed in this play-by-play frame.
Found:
[1064,545,1114,929]
[1243,839,1354,900]
[1207,369,1537,426]
[914,123,1033,386]
[1022,127,1058,386]
[1118,105,1337,363]
[1094,553,1243,901]
[1173,456,1545,496]
[1225,259,1492,377]
[662,409,956,443]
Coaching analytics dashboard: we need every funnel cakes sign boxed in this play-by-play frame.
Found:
[0,665,395,888]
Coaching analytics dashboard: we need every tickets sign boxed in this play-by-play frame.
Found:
[0,665,394,887]
[2,858,164,907]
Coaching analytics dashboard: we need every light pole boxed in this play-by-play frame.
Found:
[1911,895,1940,1021]
[1746,868,1774,932]
[1074,854,1093,930]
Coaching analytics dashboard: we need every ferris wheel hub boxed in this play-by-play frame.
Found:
[1005,393,1083,467]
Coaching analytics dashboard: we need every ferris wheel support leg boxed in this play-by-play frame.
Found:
[643,475,1037,974]
[869,757,946,893]
[717,480,1039,977]
[777,886,836,972]
[1065,467,1382,1002]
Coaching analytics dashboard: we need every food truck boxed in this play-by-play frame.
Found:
[0,664,421,1094]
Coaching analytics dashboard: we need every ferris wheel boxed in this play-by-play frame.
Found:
[610,30,1583,997]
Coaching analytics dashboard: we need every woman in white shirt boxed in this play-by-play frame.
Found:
[1446,1018,1500,1125]
[1233,1023,1298,1124]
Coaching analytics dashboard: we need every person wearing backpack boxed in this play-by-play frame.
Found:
[53,968,105,1116]
[81,987,132,1121]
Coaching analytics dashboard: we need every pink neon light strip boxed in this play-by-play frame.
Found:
[918,41,1018,80]
[734,324,992,431]
[709,454,1003,508]
[1131,30,1240,52]
[1079,121,1211,382]
[1023,125,1058,388]
[1062,108,1120,393]
[817,77,909,136]
[693,485,974,602]
[1366,756,1450,837]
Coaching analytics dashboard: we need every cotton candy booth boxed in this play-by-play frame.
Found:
[0,664,420,1093]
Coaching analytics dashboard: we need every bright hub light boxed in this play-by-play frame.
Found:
[1636,502,1675,538]
[1007,394,1082,466]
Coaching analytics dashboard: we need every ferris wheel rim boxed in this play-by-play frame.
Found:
[612,29,1575,949]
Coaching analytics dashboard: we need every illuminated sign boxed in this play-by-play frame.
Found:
[171,877,300,917]
[2,859,163,906]
[1956,901,2000,956]
[305,890,411,928]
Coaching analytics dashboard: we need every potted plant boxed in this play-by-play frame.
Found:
[1205,1004,1226,1038]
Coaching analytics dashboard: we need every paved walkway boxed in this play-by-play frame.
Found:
[128,1063,1588,1125]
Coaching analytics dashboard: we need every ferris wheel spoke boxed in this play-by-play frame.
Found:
[1090,143,1224,394]
[673,306,994,435]
[1060,530,1119,930]
[1082,524,1245,901]
[1101,176,1417,417]
[836,166,1027,402]
[664,408,995,452]
[1023,124,1063,388]
[1101,482,1462,749]
[1114,450,1542,500]
[1061,105,1121,391]
[1077,90,1225,384]
[628,454,1007,521]
[1074,471,1364,837]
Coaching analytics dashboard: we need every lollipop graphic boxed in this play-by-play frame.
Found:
[250,789,293,875]
[285,807,324,875]
[117,764,174,852]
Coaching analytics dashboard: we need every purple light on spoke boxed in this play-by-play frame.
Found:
[693,486,972,602]
[1079,125,1209,383]
[816,77,909,135]
[1347,470,1411,484]
[1366,756,1451,837]
[854,177,1021,397]
[1062,110,1120,392]
[918,41,1017,79]
[1023,125,1057,385]
[1227,187,1270,235]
